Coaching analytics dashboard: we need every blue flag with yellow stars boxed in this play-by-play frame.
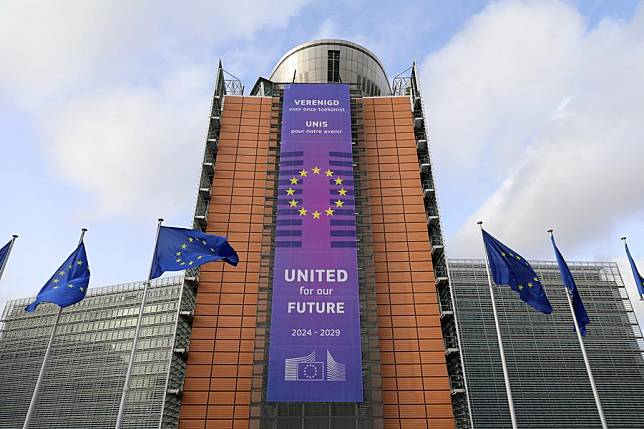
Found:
[625,242,644,297]
[25,242,90,312]
[482,229,553,314]
[550,235,590,335]
[150,226,239,279]
[0,240,11,271]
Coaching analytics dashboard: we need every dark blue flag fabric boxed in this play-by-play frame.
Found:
[0,240,11,271]
[482,229,553,314]
[550,235,590,336]
[150,226,239,279]
[25,242,90,312]
[625,242,644,297]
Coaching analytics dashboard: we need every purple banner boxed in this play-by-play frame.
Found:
[266,84,363,402]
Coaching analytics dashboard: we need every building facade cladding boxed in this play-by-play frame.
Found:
[269,40,390,97]
[449,259,644,429]
[179,43,462,428]
[0,275,192,429]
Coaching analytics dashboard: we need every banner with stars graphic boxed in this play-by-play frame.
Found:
[267,83,363,402]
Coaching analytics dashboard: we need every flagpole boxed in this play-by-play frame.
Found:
[115,218,163,429]
[0,234,18,282]
[23,228,86,429]
[621,236,643,301]
[477,221,518,429]
[550,230,608,429]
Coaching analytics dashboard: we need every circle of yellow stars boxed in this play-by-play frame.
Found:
[51,259,86,292]
[500,251,539,291]
[285,165,348,220]
[174,236,219,267]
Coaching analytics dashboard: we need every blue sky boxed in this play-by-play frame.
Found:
[1,0,644,318]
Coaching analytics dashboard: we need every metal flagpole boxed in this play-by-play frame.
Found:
[23,228,87,429]
[0,234,18,281]
[621,236,643,301]
[115,218,163,429]
[477,221,518,429]
[550,230,608,429]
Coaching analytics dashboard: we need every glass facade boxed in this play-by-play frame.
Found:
[0,275,193,429]
[269,39,390,96]
[449,259,644,429]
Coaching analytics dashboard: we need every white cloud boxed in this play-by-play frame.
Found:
[0,0,309,219]
[43,66,208,219]
[421,0,644,261]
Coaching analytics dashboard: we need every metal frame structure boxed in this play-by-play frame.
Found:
[393,63,474,429]
[158,60,244,427]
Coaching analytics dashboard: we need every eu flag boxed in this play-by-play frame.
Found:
[25,242,90,312]
[624,241,644,297]
[550,235,590,335]
[150,226,239,279]
[482,229,553,314]
[0,240,11,270]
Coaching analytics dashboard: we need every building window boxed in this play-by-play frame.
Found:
[328,50,340,82]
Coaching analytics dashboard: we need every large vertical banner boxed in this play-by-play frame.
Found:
[267,84,363,402]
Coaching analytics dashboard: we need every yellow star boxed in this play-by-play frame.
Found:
[312,166,321,174]
[325,169,334,177]
[58,271,65,276]
[334,177,343,185]
[181,243,187,249]
[335,200,344,207]
[290,177,299,185]
[518,284,524,290]
[175,258,181,263]
[176,251,181,256]
[202,240,207,245]
[188,261,194,265]
[534,277,539,282]
[515,255,521,260]
[188,237,194,242]
[338,188,348,196]
[299,169,308,177]
[298,208,308,216]
[197,255,203,260]
[501,252,506,257]
[289,199,298,207]
[76,260,83,265]
[80,287,85,292]
[180,262,186,266]
[527,282,534,288]
[53,285,59,289]
[67,284,74,288]
[325,208,334,216]
[286,188,295,196]
[312,210,321,219]
[52,278,59,284]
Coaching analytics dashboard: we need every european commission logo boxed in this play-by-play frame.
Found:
[284,350,346,382]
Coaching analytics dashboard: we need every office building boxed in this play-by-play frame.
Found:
[0,275,194,428]
[449,259,644,429]
[181,39,462,429]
